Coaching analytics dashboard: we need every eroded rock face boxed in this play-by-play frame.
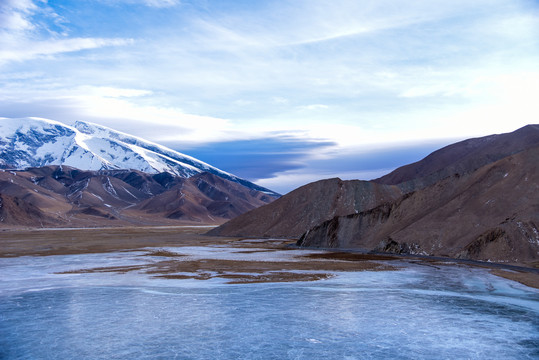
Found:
[456,219,539,263]
[298,146,539,266]
[296,199,408,249]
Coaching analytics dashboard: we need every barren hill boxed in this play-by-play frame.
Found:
[298,146,539,267]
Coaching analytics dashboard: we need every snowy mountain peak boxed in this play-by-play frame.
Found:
[0,117,278,196]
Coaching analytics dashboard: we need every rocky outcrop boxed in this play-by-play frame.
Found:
[297,195,413,249]
[455,218,539,263]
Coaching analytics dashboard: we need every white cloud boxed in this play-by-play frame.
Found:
[0,1,134,66]
[0,0,37,31]
[232,99,252,107]
[194,0,517,50]
[0,82,234,145]
[143,0,180,8]
[272,97,289,104]
[78,86,152,98]
[99,0,181,8]
[432,72,539,136]
[299,104,329,111]
[62,94,233,144]
[399,84,462,98]
[0,37,133,64]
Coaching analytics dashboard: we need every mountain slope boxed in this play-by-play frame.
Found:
[0,193,60,227]
[208,178,403,238]
[132,172,273,223]
[0,117,278,197]
[0,166,275,228]
[374,124,539,190]
[298,146,539,266]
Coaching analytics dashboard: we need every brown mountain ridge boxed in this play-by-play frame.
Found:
[0,166,276,228]
[374,124,539,190]
[210,125,539,267]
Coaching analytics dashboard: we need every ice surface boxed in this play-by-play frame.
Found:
[0,250,538,359]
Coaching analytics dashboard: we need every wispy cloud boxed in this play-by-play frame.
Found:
[254,139,457,193]
[299,104,329,111]
[0,37,133,64]
[0,0,37,31]
[96,0,181,8]
[0,1,134,65]
[77,86,152,98]
[142,0,180,8]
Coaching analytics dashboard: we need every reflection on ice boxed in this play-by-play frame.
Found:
[0,249,538,359]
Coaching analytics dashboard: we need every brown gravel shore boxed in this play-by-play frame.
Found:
[0,226,222,257]
[1,226,538,288]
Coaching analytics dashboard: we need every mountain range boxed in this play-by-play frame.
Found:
[0,117,278,197]
[2,117,538,267]
[0,166,277,228]
[0,117,278,227]
[210,125,539,267]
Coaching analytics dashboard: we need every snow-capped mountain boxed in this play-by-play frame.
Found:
[0,117,278,196]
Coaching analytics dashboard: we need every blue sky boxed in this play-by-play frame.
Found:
[1,0,538,193]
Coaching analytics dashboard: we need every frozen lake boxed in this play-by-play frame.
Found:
[1,249,538,359]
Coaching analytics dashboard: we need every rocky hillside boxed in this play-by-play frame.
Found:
[207,178,403,238]
[0,166,276,228]
[297,146,539,266]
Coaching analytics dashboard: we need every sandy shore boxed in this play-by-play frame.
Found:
[1,226,538,287]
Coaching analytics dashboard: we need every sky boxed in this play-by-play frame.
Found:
[0,0,538,194]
